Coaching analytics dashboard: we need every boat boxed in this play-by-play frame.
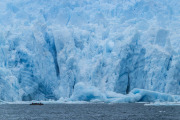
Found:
[30,103,44,105]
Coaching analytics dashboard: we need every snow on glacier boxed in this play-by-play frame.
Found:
[0,0,180,102]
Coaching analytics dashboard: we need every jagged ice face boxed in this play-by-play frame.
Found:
[0,0,180,102]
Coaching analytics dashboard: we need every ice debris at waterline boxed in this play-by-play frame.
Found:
[1,0,180,102]
[69,83,180,103]
[1,83,180,104]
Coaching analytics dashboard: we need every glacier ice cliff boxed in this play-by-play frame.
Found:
[0,0,180,102]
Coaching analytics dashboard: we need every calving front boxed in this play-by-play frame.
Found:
[0,0,180,102]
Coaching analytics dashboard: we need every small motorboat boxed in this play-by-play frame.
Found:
[30,103,44,105]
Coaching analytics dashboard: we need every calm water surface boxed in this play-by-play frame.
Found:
[0,103,180,120]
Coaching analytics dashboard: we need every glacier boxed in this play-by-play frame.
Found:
[0,0,180,102]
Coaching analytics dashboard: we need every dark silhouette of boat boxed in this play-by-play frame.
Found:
[30,103,44,105]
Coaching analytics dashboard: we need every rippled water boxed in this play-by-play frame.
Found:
[0,103,180,120]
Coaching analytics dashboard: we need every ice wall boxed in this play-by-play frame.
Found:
[0,0,180,101]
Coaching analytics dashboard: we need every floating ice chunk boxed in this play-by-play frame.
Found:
[130,89,180,102]
[70,82,106,102]
[111,89,180,103]
[145,102,180,106]
[70,84,180,103]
